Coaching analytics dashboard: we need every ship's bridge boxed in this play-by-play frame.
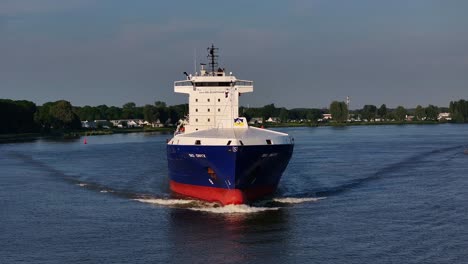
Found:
[174,72,253,133]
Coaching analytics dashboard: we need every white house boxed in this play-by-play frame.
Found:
[248,117,263,125]
[438,112,451,121]
[81,120,96,129]
[265,117,280,123]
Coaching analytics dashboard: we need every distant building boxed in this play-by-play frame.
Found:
[265,117,280,123]
[110,119,144,128]
[81,120,96,129]
[438,112,452,121]
[322,114,332,120]
[248,117,263,125]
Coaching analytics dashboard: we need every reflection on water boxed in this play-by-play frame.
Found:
[2,125,468,263]
[167,208,290,264]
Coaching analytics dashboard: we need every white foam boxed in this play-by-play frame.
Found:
[272,197,325,204]
[77,183,87,187]
[134,198,196,206]
[188,204,279,214]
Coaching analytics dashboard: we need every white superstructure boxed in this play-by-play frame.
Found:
[174,69,253,133]
[169,45,292,147]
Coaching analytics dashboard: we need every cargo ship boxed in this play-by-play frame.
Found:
[166,45,294,205]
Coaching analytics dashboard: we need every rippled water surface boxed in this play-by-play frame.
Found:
[1,125,468,263]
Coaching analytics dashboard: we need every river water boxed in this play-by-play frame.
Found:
[1,124,468,263]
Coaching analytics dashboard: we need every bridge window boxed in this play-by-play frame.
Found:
[194,82,231,87]
[235,81,253,86]
[175,81,193,86]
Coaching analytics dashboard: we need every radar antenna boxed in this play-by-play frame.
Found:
[207,44,219,76]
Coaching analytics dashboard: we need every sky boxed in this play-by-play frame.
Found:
[1,0,467,109]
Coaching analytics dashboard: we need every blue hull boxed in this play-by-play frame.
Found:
[167,144,294,203]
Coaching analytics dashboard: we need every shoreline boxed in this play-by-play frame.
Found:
[0,121,456,143]
[0,127,173,144]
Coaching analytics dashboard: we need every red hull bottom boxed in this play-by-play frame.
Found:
[170,180,276,205]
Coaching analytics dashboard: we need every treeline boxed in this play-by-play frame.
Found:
[0,99,189,134]
[449,99,468,123]
[0,99,38,134]
[329,101,451,123]
[73,101,187,125]
[241,104,324,123]
[2,98,468,134]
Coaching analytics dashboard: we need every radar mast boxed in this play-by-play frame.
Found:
[207,44,219,76]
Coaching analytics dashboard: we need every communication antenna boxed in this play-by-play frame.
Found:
[207,44,218,76]
[346,96,350,120]
[194,48,197,74]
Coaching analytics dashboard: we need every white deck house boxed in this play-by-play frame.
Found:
[174,67,253,134]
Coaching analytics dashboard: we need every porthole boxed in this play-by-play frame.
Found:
[218,99,221,102]
[218,109,220,112]
[195,99,198,102]
[208,118,210,122]
[196,118,198,122]
[208,108,210,112]
[196,109,198,112]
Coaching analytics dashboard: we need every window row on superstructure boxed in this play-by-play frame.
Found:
[194,108,222,112]
[194,98,222,103]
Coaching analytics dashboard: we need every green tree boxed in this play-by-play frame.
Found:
[414,105,426,121]
[279,108,289,123]
[48,100,81,129]
[306,109,322,123]
[361,105,377,121]
[143,104,158,123]
[394,106,407,121]
[425,105,439,121]
[0,99,37,133]
[377,104,387,120]
[122,102,136,119]
[329,101,348,123]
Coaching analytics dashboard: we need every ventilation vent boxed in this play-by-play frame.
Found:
[227,140,232,145]
[239,140,244,146]
[195,140,201,145]
[266,139,272,145]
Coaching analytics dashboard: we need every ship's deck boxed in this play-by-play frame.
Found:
[168,127,293,146]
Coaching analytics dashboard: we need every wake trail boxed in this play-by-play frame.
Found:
[8,151,325,214]
[312,144,464,197]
